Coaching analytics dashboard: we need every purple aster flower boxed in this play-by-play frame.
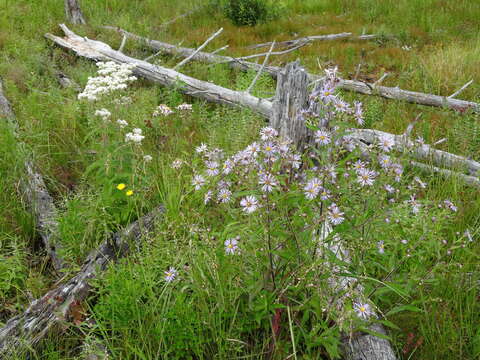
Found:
[205,161,219,177]
[164,267,178,283]
[314,129,331,146]
[378,135,394,152]
[327,203,344,225]
[259,173,278,193]
[357,168,377,186]
[240,196,259,214]
[377,241,385,254]
[217,189,232,203]
[192,174,206,190]
[303,177,321,200]
[224,238,239,255]
[353,302,374,320]
[260,127,278,140]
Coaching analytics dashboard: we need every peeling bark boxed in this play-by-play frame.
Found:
[0,206,164,358]
[104,27,480,114]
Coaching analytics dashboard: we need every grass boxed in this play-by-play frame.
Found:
[0,0,479,359]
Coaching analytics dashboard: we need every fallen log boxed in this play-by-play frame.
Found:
[64,0,86,25]
[348,128,480,177]
[49,26,479,186]
[46,25,273,119]
[246,32,379,50]
[273,62,398,360]
[0,206,164,358]
[0,79,67,272]
[103,26,480,114]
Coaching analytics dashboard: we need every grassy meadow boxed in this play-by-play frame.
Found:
[0,0,479,358]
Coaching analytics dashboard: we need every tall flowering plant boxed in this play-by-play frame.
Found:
[190,67,460,335]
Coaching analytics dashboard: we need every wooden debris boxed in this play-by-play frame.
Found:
[158,5,204,29]
[64,0,86,25]
[246,41,276,94]
[347,128,480,177]
[174,27,223,70]
[0,79,67,272]
[246,32,379,50]
[49,26,479,187]
[448,79,473,99]
[0,206,164,358]
[45,25,273,118]
[103,26,480,114]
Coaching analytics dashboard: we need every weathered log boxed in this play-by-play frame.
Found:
[347,128,480,177]
[64,0,86,25]
[0,80,15,119]
[45,25,273,119]
[0,79,67,272]
[49,26,479,186]
[103,27,480,114]
[0,206,164,358]
[246,32,379,50]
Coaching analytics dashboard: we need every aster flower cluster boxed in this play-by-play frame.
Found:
[78,62,137,101]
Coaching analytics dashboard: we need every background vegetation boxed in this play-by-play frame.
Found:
[0,0,479,358]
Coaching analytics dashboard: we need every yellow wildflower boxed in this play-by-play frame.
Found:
[117,183,126,190]
[126,190,134,196]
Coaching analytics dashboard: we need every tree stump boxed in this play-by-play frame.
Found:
[271,60,312,149]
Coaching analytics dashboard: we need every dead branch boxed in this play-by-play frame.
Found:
[246,41,276,94]
[46,25,273,118]
[64,0,86,25]
[103,27,480,114]
[448,79,473,99]
[0,206,164,358]
[246,32,379,50]
[0,79,67,272]
[159,5,204,29]
[174,27,223,70]
[409,160,480,187]
[227,42,308,62]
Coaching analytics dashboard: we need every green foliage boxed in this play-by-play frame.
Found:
[219,0,283,26]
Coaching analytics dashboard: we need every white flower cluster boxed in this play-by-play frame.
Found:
[116,119,128,128]
[125,128,145,144]
[94,108,111,121]
[153,103,193,117]
[78,62,137,101]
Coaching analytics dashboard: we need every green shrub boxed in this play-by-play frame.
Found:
[222,0,281,26]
